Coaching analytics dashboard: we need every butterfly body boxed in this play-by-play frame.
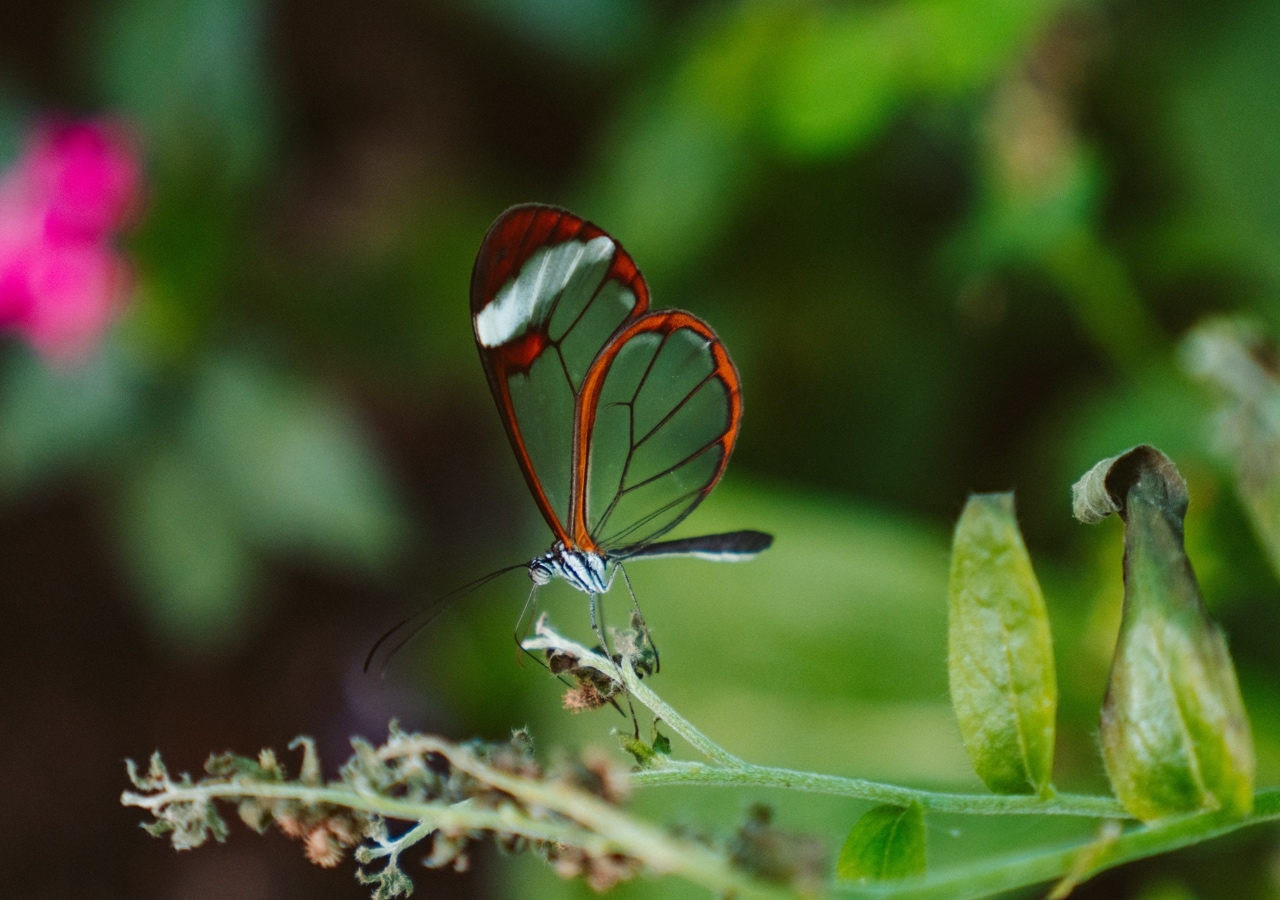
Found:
[529,543,611,594]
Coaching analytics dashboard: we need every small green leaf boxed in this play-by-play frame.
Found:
[948,492,1057,796]
[836,803,926,882]
[1073,445,1255,821]
[619,736,655,766]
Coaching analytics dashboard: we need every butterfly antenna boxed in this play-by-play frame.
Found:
[364,562,528,675]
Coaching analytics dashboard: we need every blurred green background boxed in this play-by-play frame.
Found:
[4,0,1280,898]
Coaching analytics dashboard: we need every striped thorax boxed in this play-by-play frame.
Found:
[529,543,609,594]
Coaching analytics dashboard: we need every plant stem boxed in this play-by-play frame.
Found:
[525,620,1127,818]
[827,789,1280,898]
[630,761,1127,817]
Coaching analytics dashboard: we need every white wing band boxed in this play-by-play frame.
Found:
[475,236,614,347]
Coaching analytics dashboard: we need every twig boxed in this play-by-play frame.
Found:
[523,618,1128,819]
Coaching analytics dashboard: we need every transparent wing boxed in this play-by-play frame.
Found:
[573,311,743,554]
[470,205,650,544]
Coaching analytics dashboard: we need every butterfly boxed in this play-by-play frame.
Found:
[470,204,772,656]
[366,204,771,673]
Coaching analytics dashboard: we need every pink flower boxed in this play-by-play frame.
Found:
[0,119,142,364]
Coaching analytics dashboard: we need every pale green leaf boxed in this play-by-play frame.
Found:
[948,492,1057,796]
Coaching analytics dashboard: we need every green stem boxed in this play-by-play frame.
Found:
[622,660,747,769]
[380,736,773,895]
[629,761,1126,817]
[363,819,435,863]
[828,789,1280,898]
[525,621,1127,818]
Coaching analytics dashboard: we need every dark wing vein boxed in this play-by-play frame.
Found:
[633,369,719,449]
[600,484,707,549]
[619,434,723,495]
[592,433,723,541]
[613,329,673,490]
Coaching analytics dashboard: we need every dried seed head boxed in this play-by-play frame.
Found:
[585,853,641,892]
[577,747,631,805]
[564,683,608,711]
[304,827,345,868]
[547,649,579,674]
[729,804,827,895]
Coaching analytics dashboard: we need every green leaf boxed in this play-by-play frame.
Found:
[836,802,926,882]
[586,3,782,278]
[910,0,1052,93]
[1073,445,1255,821]
[768,0,1054,159]
[948,492,1057,796]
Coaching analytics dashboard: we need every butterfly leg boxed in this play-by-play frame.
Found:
[622,682,641,740]
[588,591,611,659]
[513,582,544,669]
[617,564,659,675]
[587,591,636,724]
[591,583,644,735]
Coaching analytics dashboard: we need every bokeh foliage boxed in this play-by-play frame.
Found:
[4,0,1280,897]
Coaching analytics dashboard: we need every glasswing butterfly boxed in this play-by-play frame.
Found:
[368,204,770,672]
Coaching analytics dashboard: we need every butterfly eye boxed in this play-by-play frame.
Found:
[529,561,553,586]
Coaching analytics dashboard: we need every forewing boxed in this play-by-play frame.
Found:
[470,205,650,542]
[573,311,743,553]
